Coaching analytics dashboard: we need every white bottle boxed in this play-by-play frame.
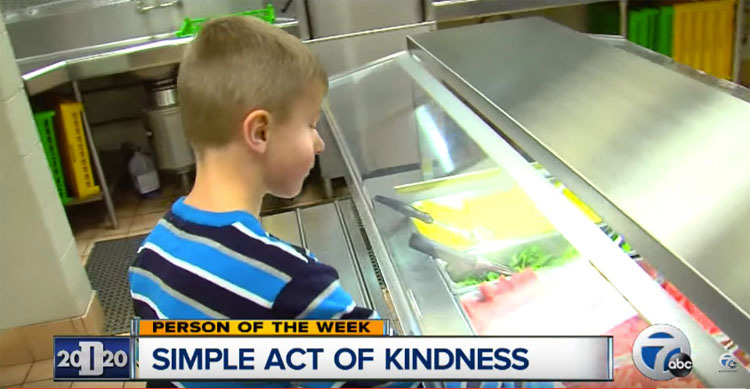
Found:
[129,149,160,196]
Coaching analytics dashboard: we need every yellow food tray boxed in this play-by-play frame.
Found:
[411,186,558,250]
[406,176,603,250]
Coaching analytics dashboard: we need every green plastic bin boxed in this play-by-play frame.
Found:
[175,4,275,38]
[34,111,70,205]
[629,6,674,56]
[654,5,674,56]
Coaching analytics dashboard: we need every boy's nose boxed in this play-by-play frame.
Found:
[313,130,325,154]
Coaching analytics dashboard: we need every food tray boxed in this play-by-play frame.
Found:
[435,232,578,295]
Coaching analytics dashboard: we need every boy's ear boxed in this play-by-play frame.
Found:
[241,110,271,154]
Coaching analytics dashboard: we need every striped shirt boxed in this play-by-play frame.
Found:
[128,198,416,388]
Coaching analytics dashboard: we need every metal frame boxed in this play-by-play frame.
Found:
[734,0,747,82]
[71,81,118,229]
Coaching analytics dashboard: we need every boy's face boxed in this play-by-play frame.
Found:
[263,83,326,198]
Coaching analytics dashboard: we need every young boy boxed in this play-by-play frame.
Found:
[128,16,411,388]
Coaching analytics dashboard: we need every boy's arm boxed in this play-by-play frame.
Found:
[272,260,378,320]
[272,261,421,388]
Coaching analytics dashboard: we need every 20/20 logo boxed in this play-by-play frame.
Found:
[54,337,131,380]
[632,324,692,380]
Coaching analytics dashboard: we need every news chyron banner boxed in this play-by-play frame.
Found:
[54,319,613,382]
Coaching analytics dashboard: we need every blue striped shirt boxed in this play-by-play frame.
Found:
[128,198,413,388]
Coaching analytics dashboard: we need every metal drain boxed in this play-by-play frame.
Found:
[349,201,387,290]
[85,234,147,334]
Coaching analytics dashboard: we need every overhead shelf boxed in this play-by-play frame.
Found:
[431,0,618,21]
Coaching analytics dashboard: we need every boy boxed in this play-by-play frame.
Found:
[128,16,412,388]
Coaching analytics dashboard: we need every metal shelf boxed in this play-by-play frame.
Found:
[430,0,617,21]
[65,193,104,207]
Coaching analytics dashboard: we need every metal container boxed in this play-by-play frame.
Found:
[152,87,178,107]
[143,105,194,173]
[436,232,577,295]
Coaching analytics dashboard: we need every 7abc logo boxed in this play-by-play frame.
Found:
[632,324,692,380]
[719,353,739,371]
[54,337,131,380]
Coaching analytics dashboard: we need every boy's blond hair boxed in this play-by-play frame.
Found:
[177,16,327,150]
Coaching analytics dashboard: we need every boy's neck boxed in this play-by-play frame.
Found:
[183,148,265,218]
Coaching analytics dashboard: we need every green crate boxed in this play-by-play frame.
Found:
[643,8,658,50]
[628,8,656,50]
[175,4,275,38]
[654,5,674,57]
[33,111,70,205]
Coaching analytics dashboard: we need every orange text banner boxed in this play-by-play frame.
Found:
[137,320,386,336]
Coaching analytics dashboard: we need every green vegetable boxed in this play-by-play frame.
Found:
[455,272,501,287]
[510,246,552,271]
[509,245,579,271]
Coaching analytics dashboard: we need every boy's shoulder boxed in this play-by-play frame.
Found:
[138,200,319,282]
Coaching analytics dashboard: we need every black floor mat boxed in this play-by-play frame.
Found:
[85,234,147,334]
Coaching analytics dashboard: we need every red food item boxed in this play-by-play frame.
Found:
[734,348,750,367]
[662,282,721,335]
[605,316,650,358]
[479,283,496,301]
[513,267,537,286]
[461,269,539,334]
[493,276,514,295]
[637,260,661,280]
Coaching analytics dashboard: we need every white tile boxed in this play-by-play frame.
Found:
[0,152,57,263]
[23,145,74,257]
[0,31,22,103]
[0,221,82,327]
[0,260,78,328]
[0,91,40,157]
[25,142,62,209]
[58,242,94,315]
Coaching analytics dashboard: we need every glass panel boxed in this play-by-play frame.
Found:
[325,53,743,385]
[327,58,490,183]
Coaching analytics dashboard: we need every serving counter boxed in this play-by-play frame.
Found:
[320,17,750,387]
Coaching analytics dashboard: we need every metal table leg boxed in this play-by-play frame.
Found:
[72,81,119,230]
[733,0,746,82]
[619,0,628,38]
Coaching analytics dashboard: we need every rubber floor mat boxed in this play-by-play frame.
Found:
[85,234,147,334]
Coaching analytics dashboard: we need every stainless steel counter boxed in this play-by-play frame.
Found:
[408,16,750,355]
